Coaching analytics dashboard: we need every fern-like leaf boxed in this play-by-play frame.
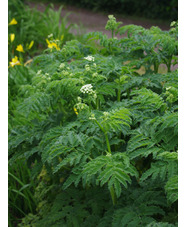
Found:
[164,175,178,204]
[82,153,138,197]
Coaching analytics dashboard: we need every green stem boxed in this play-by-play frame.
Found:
[110,186,117,205]
[95,119,104,132]
[104,132,112,154]
[95,119,112,154]
[96,97,100,110]
[154,62,159,73]
[127,89,130,99]
[112,29,114,38]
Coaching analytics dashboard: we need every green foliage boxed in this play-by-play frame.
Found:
[82,153,138,198]
[8,0,79,62]
[165,175,178,204]
[9,15,178,226]
[8,159,37,226]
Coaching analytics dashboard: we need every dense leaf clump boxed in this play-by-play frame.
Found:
[9,15,178,226]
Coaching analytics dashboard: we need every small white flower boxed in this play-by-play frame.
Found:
[76,102,87,110]
[92,72,98,78]
[93,63,97,67]
[37,70,42,75]
[89,113,96,120]
[62,70,69,76]
[77,97,82,102]
[59,63,65,69]
[103,112,109,120]
[84,56,95,61]
[80,84,94,94]
[103,112,109,117]
[48,33,53,38]
[106,153,112,157]
[166,86,172,91]
[85,64,90,71]
[93,93,97,99]
[170,21,176,27]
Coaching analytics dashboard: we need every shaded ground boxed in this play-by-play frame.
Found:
[26,1,170,38]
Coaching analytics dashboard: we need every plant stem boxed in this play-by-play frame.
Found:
[96,97,100,110]
[110,185,117,205]
[112,29,114,39]
[154,62,159,73]
[95,119,112,154]
[104,132,112,154]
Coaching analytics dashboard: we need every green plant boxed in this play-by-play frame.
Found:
[8,0,80,63]
[8,159,37,226]
[9,16,178,226]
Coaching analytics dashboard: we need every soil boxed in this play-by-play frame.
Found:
[26,1,171,38]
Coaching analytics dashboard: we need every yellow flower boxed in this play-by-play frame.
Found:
[74,107,78,115]
[46,39,60,51]
[9,56,21,67]
[8,18,18,26]
[10,34,15,42]
[28,40,34,49]
[16,44,24,53]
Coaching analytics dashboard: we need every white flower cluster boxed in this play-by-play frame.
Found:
[92,72,98,78]
[59,63,65,69]
[80,84,94,94]
[103,112,109,117]
[48,33,53,38]
[36,70,51,81]
[106,153,112,157]
[85,64,90,71]
[89,113,96,120]
[103,112,109,120]
[166,86,172,91]
[61,70,69,76]
[37,70,42,75]
[84,56,95,61]
[76,103,88,111]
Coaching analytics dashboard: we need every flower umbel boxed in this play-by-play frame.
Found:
[89,113,96,120]
[59,63,65,69]
[48,33,53,39]
[80,84,94,94]
[8,18,17,26]
[85,64,90,71]
[105,15,122,38]
[16,44,24,53]
[9,56,21,67]
[84,56,95,61]
[37,70,42,75]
